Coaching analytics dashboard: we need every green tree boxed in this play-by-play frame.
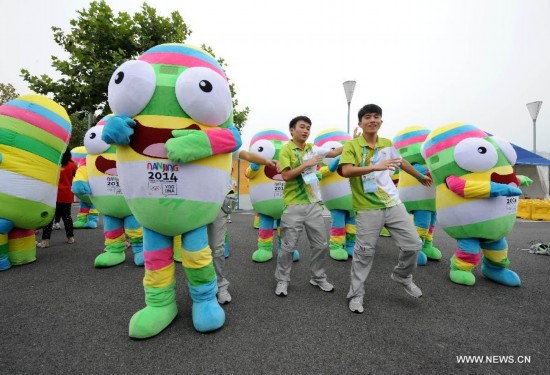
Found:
[67,113,89,150]
[0,83,19,105]
[21,0,249,147]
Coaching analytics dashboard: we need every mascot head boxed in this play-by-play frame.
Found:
[421,122,518,186]
[0,94,71,228]
[248,129,288,182]
[107,43,233,159]
[393,126,430,165]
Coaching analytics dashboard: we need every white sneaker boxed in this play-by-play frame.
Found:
[53,223,61,230]
[217,287,232,305]
[309,278,334,292]
[348,296,364,313]
[37,240,50,248]
[391,273,423,298]
[275,281,288,296]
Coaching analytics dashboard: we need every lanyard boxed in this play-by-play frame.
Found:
[362,147,378,167]
[295,149,305,165]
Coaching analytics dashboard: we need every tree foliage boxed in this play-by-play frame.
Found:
[0,83,19,105]
[21,0,249,149]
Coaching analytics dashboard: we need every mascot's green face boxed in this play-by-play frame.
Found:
[421,122,518,186]
[107,43,233,159]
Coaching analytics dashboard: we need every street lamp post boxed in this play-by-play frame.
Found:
[343,80,356,134]
[526,101,543,154]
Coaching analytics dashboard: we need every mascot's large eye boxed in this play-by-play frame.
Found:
[491,136,517,166]
[108,60,156,117]
[454,138,497,172]
[84,126,110,155]
[175,67,232,127]
[250,140,275,160]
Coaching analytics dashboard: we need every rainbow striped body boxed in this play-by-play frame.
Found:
[421,123,519,240]
[247,129,288,220]
[313,129,352,212]
[0,94,71,229]
[393,126,435,212]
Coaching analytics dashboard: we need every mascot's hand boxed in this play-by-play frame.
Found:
[102,116,135,145]
[413,163,428,175]
[0,152,2,164]
[315,171,323,181]
[72,181,92,195]
[249,163,260,171]
[328,156,341,172]
[166,130,210,163]
[490,182,523,197]
[518,175,533,187]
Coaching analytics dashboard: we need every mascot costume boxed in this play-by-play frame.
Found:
[393,126,441,266]
[71,146,100,229]
[246,129,299,263]
[102,43,242,338]
[0,94,71,270]
[421,123,532,286]
[313,129,355,261]
[72,116,144,267]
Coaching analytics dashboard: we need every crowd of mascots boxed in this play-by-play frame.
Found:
[0,43,532,339]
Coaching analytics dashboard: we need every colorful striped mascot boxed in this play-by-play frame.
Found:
[246,129,299,263]
[421,123,532,286]
[313,129,355,261]
[393,126,441,266]
[0,94,71,270]
[72,116,144,267]
[102,43,242,338]
[71,146,100,229]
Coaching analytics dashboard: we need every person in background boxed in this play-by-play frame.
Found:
[226,171,237,223]
[38,149,78,248]
[212,150,279,304]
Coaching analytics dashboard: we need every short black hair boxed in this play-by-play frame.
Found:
[61,149,73,166]
[358,104,382,121]
[289,115,312,129]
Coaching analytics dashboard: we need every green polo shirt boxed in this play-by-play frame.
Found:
[279,140,320,205]
[339,136,401,211]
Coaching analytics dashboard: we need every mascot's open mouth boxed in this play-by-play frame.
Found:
[95,156,118,176]
[264,166,283,181]
[129,120,201,158]
[490,172,520,187]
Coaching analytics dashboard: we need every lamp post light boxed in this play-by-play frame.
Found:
[343,80,356,134]
[526,101,543,154]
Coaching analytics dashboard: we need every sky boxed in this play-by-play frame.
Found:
[2,0,550,152]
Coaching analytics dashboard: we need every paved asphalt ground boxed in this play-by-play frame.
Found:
[2,207,550,374]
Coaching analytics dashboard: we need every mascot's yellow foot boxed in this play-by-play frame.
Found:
[330,248,348,261]
[252,249,273,263]
[129,302,178,339]
[94,252,125,268]
[450,269,476,286]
